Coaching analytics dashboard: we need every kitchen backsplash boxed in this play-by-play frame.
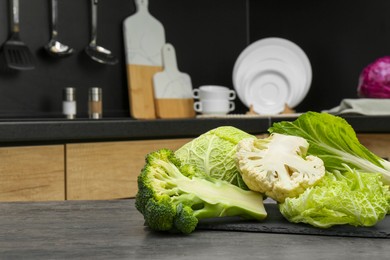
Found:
[0,0,389,118]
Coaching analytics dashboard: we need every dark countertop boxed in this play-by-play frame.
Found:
[0,114,389,145]
[0,199,388,259]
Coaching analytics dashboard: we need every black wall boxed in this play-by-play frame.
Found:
[249,0,390,112]
[0,0,389,118]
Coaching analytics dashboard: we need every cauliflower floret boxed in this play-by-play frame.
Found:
[236,133,325,203]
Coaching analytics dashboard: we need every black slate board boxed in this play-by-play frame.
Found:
[197,203,390,238]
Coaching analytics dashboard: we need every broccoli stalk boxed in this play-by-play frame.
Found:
[135,149,267,234]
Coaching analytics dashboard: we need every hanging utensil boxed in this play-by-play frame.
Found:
[1,0,35,70]
[85,0,118,65]
[44,0,74,57]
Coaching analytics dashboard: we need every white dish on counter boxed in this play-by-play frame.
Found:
[239,59,298,108]
[243,60,293,114]
[232,37,312,114]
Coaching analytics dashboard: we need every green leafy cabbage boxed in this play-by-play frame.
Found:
[175,126,255,189]
[279,165,390,228]
[269,111,390,185]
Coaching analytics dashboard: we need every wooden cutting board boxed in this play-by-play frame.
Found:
[153,43,195,119]
[123,0,165,119]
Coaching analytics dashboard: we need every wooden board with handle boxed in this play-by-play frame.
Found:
[123,0,165,119]
[153,43,195,118]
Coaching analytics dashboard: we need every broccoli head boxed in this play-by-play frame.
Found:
[236,133,325,203]
[135,149,267,234]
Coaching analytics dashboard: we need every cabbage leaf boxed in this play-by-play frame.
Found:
[269,111,390,185]
[279,166,390,228]
[175,126,255,189]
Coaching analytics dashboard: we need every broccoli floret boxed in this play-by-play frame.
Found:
[236,134,326,203]
[135,149,267,234]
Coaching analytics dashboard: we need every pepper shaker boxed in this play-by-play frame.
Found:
[88,87,102,119]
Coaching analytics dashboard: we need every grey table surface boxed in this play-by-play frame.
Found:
[0,199,388,260]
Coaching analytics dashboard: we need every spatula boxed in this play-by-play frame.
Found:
[153,43,195,119]
[1,0,35,70]
[123,0,165,119]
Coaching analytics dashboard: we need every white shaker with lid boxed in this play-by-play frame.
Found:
[63,87,77,119]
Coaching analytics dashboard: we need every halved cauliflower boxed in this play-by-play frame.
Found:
[236,133,325,203]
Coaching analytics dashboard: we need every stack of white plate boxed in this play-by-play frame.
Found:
[233,37,312,115]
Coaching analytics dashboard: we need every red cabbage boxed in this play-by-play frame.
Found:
[357,56,390,98]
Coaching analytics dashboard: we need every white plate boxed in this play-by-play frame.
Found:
[232,37,312,110]
[238,59,299,108]
[236,47,307,107]
[233,38,311,91]
[242,60,294,114]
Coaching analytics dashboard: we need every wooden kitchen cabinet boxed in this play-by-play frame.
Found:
[357,134,390,160]
[0,134,389,202]
[0,139,191,202]
[64,134,390,201]
[65,138,192,200]
[0,145,65,201]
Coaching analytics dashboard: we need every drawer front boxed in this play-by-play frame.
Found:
[66,138,192,200]
[0,145,65,201]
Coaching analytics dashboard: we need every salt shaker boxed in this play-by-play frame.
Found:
[62,87,77,119]
[88,87,102,119]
